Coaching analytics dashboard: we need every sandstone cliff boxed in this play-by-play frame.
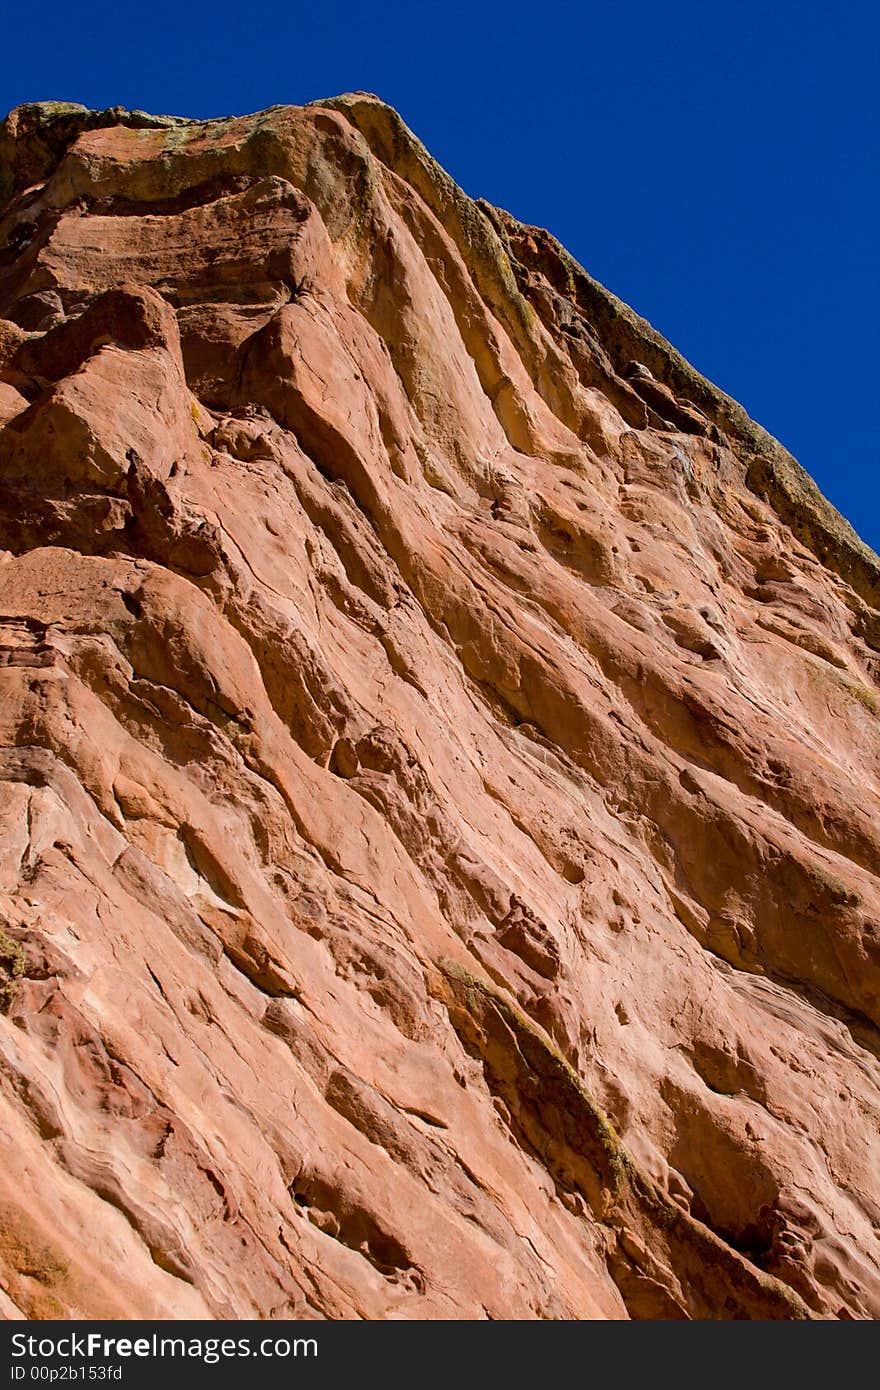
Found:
[0,94,878,1320]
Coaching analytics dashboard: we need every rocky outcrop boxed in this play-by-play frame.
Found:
[0,93,878,1321]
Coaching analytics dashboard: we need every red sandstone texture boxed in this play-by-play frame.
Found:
[0,94,878,1320]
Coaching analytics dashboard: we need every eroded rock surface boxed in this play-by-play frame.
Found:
[0,94,878,1320]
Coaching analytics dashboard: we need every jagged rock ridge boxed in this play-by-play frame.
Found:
[0,94,878,1320]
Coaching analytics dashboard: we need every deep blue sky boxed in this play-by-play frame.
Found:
[3,1,878,550]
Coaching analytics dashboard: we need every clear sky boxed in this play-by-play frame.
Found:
[3,1,878,550]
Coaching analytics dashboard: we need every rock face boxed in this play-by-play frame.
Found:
[0,95,878,1322]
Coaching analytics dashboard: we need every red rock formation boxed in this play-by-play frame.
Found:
[0,94,878,1321]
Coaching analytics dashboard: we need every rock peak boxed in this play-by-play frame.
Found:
[0,96,878,1321]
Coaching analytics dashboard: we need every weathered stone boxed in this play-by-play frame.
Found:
[0,94,877,1321]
